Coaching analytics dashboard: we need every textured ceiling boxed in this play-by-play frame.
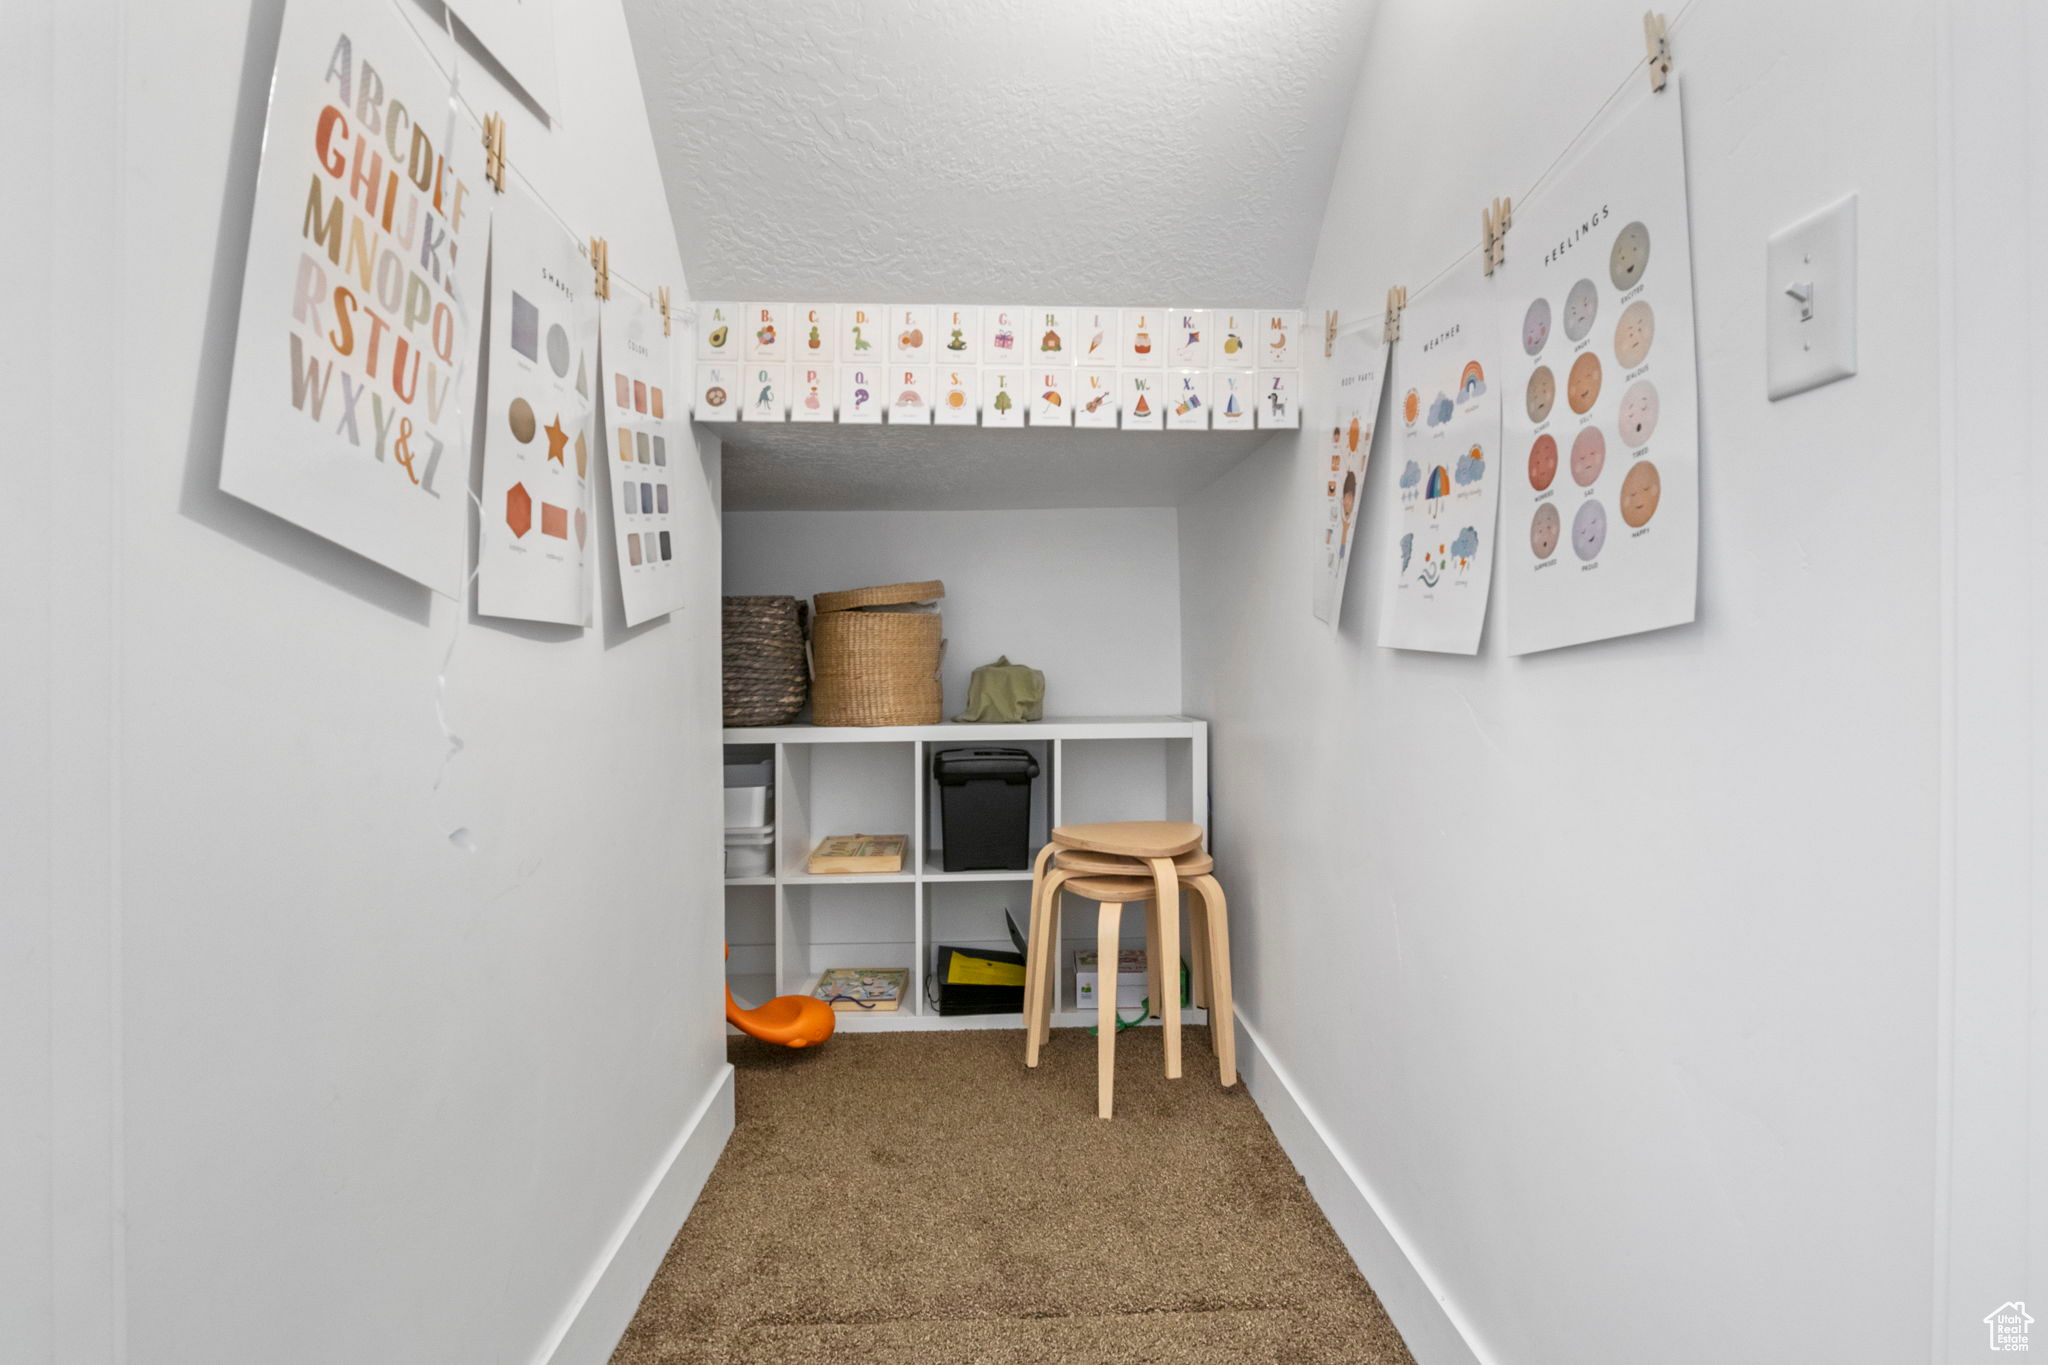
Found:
[622,0,1378,302]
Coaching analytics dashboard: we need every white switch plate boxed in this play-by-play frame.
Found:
[1767,193,1858,400]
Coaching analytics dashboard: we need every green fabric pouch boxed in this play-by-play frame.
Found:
[955,656,1045,723]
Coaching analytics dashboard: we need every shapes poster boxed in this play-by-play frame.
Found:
[476,183,597,626]
[1378,275,1502,653]
[219,0,487,597]
[1311,322,1387,626]
[601,292,686,626]
[1493,80,1698,654]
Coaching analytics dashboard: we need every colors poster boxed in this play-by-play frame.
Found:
[601,291,687,626]
[219,0,487,597]
[1311,322,1388,626]
[1492,79,1699,654]
[477,183,597,626]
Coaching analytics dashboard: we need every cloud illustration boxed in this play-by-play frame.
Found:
[1399,532,1414,572]
[1399,461,1422,490]
[1450,526,1480,560]
[1455,449,1486,485]
[1426,393,1455,427]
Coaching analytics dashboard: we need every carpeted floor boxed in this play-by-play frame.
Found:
[611,1028,1415,1365]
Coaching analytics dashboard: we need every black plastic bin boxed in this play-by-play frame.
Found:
[931,747,1041,871]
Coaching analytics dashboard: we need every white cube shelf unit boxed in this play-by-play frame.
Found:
[724,716,1208,1032]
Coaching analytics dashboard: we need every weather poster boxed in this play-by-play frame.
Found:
[1378,272,1502,654]
[1311,321,1389,625]
[1492,78,1699,654]
[476,183,598,626]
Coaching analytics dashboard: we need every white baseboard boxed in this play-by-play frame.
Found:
[1234,1013,1496,1365]
[533,1062,737,1365]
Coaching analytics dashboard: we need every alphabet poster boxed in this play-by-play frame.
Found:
[1493,80,1698,654]
[476,184,597,625]
[1311,322,1388,625]
[220,0,487,598]
[1378,274,1502,654]
[601,292,687,626]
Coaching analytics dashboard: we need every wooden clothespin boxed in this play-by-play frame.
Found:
[658,286,672,336]
[1482,196,1513,276]
[1644,11,1672,92]
[1384,286,1407,343]
[589,237,610,300]
[481,113,507,193]
[1324,310,1339,358]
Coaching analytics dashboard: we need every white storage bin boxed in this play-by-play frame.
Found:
[724,785,771,827]
[1074,946,1148,1010]
[725,825,774,878]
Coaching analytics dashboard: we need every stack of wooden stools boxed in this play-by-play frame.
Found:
[1022,821,1235,1118]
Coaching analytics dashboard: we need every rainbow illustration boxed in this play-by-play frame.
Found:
[1458,361,1486,402]
[1425,465,1452,501]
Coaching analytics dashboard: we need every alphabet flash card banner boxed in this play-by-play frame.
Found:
[1311,322,1387,626]
[476,183,596,627]
[602,291,686,626]
[1378,274,1502,653]
[219,0,487,598]
[1493,79,1699,654]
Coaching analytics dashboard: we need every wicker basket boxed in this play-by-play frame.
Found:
[722,596,809,727]
[810,581,945,727]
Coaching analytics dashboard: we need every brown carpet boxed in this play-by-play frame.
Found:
[612,1028,1416,1365]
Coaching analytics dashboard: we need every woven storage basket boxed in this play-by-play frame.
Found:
[722,596,809,727]
[810,581,945,727]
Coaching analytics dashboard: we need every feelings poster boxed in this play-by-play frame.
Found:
[1378,273,1502,654]
[1311,322,1388,625]
[219,0,487,597]
[1493,81,1698,654]
[601,292,686,626]
[476,185,597,626]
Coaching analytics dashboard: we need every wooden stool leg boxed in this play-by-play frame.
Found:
[1149,857,1181,1080]
[1192,875,1235,1086]
[1097,899,1122,1119]
[1144,899,1162,1017]
[1187,888,1209,1011]
[1026,869,1070,1064]
[1022,843,1056,1061]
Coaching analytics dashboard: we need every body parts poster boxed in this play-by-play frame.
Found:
[1494,80,1699,654]
[476,183,597,625]
[601,292,686,626]
[1378,274,1502,654]
[219,0,487,597]
[1311,322,1388,625]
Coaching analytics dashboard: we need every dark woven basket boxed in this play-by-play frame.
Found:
[722,596,808,727]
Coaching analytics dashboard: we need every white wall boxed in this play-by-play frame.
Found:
[4,1,729,1362]
[1180,3,1941,1364]
[724,508,1184,719]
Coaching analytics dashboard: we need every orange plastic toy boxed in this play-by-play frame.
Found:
[724,946,836,1048]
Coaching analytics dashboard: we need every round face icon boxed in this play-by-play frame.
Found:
[1572,499,1608,561]
[1563,278,1599,341]
[1522,297,1551,355]
[1617,379,1660,446]
[1570,425,1607,486]
[1613,299,1655,368]
[1609,221,1651,290]
[1527,434,1558,491]
[1530,502,1561,558]
[1620,459,1662,527]
[1567,352,1603,414]
[1526,366,1556,423]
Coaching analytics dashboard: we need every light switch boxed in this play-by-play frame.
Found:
[1767,194,1857,399]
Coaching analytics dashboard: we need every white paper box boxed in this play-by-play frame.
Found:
[791,365,835,422]
[1211,370,1257,429]
[1073,369,1118,427]
[839,364,886,424]
[1259,309,1305,369]
[889,304,936,364]
[889,365,934,424]
[697,303,741,361]
[793,304,836,363]
[742,303,791,362]
[1031,306,1076,365]
[936,305,980,364]
[1075,946,1148,1010]
[1214,309,1258,365]
[982,306,1027,365]
[694,362,739,423]
[1120,307,1167,367]
[982,368,1026,428]
[1030,368,1073,426]
[1120,370,1164,429]
[1167,370,1211,429]
[739,364,788,421]
[933,366,979,425]
[839,304,886,365]
[1075,307,1120,369]
[1255,369,1301,428]
[1168,309,1211,367]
